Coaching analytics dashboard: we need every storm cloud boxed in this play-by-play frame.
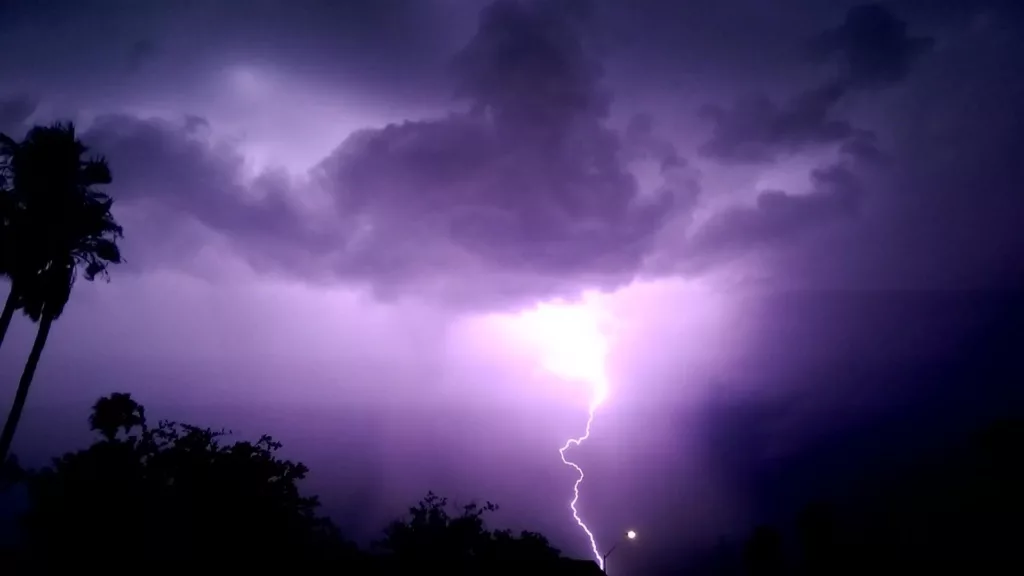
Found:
[0,94,38,135]
[810,2,936,89]
[699,3,933,165]
[70,0,690,308]
[680,162,865,275]
[309,0,674,305]
[0,0,994,308]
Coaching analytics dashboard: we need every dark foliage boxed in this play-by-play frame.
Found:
[10,394,595,575]
[10,394,1019,575]
[743,525,785,576]
[375,491,566,574]
[17,394,343,569]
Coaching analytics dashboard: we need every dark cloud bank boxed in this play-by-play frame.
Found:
[1,0,1011,308]
[700,2,933,163]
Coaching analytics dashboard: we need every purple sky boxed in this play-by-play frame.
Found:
[2,0,1024,571]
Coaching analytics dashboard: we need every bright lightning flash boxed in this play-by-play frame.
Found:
[518,301,611,568]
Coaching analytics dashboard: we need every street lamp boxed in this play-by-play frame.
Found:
[601,530,638,574]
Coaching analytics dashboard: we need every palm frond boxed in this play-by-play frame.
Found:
[0,122,124,319]
[20,258,76,322]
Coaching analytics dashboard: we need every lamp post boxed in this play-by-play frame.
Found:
[601,530,637,575]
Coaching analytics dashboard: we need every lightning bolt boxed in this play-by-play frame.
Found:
[559,383,608,569]
[516,298,612,568]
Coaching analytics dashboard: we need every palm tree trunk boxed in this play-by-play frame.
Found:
[0,283,19,351]
[0,311,53,466]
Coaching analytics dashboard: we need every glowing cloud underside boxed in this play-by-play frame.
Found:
[518,303,610,567]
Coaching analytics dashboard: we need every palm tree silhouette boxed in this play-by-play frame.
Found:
[0,143,22,347]
[0,123,123,465]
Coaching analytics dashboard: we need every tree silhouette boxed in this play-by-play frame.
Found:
[0,122,124,465]
[377,491,567,574]
[0,135,20,346]
[743,525,785,576]
[957,417,1024,570]
[378,492,495,563]
[17,393,342,568]
[797,501,842,576]
[6,393,601,573]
